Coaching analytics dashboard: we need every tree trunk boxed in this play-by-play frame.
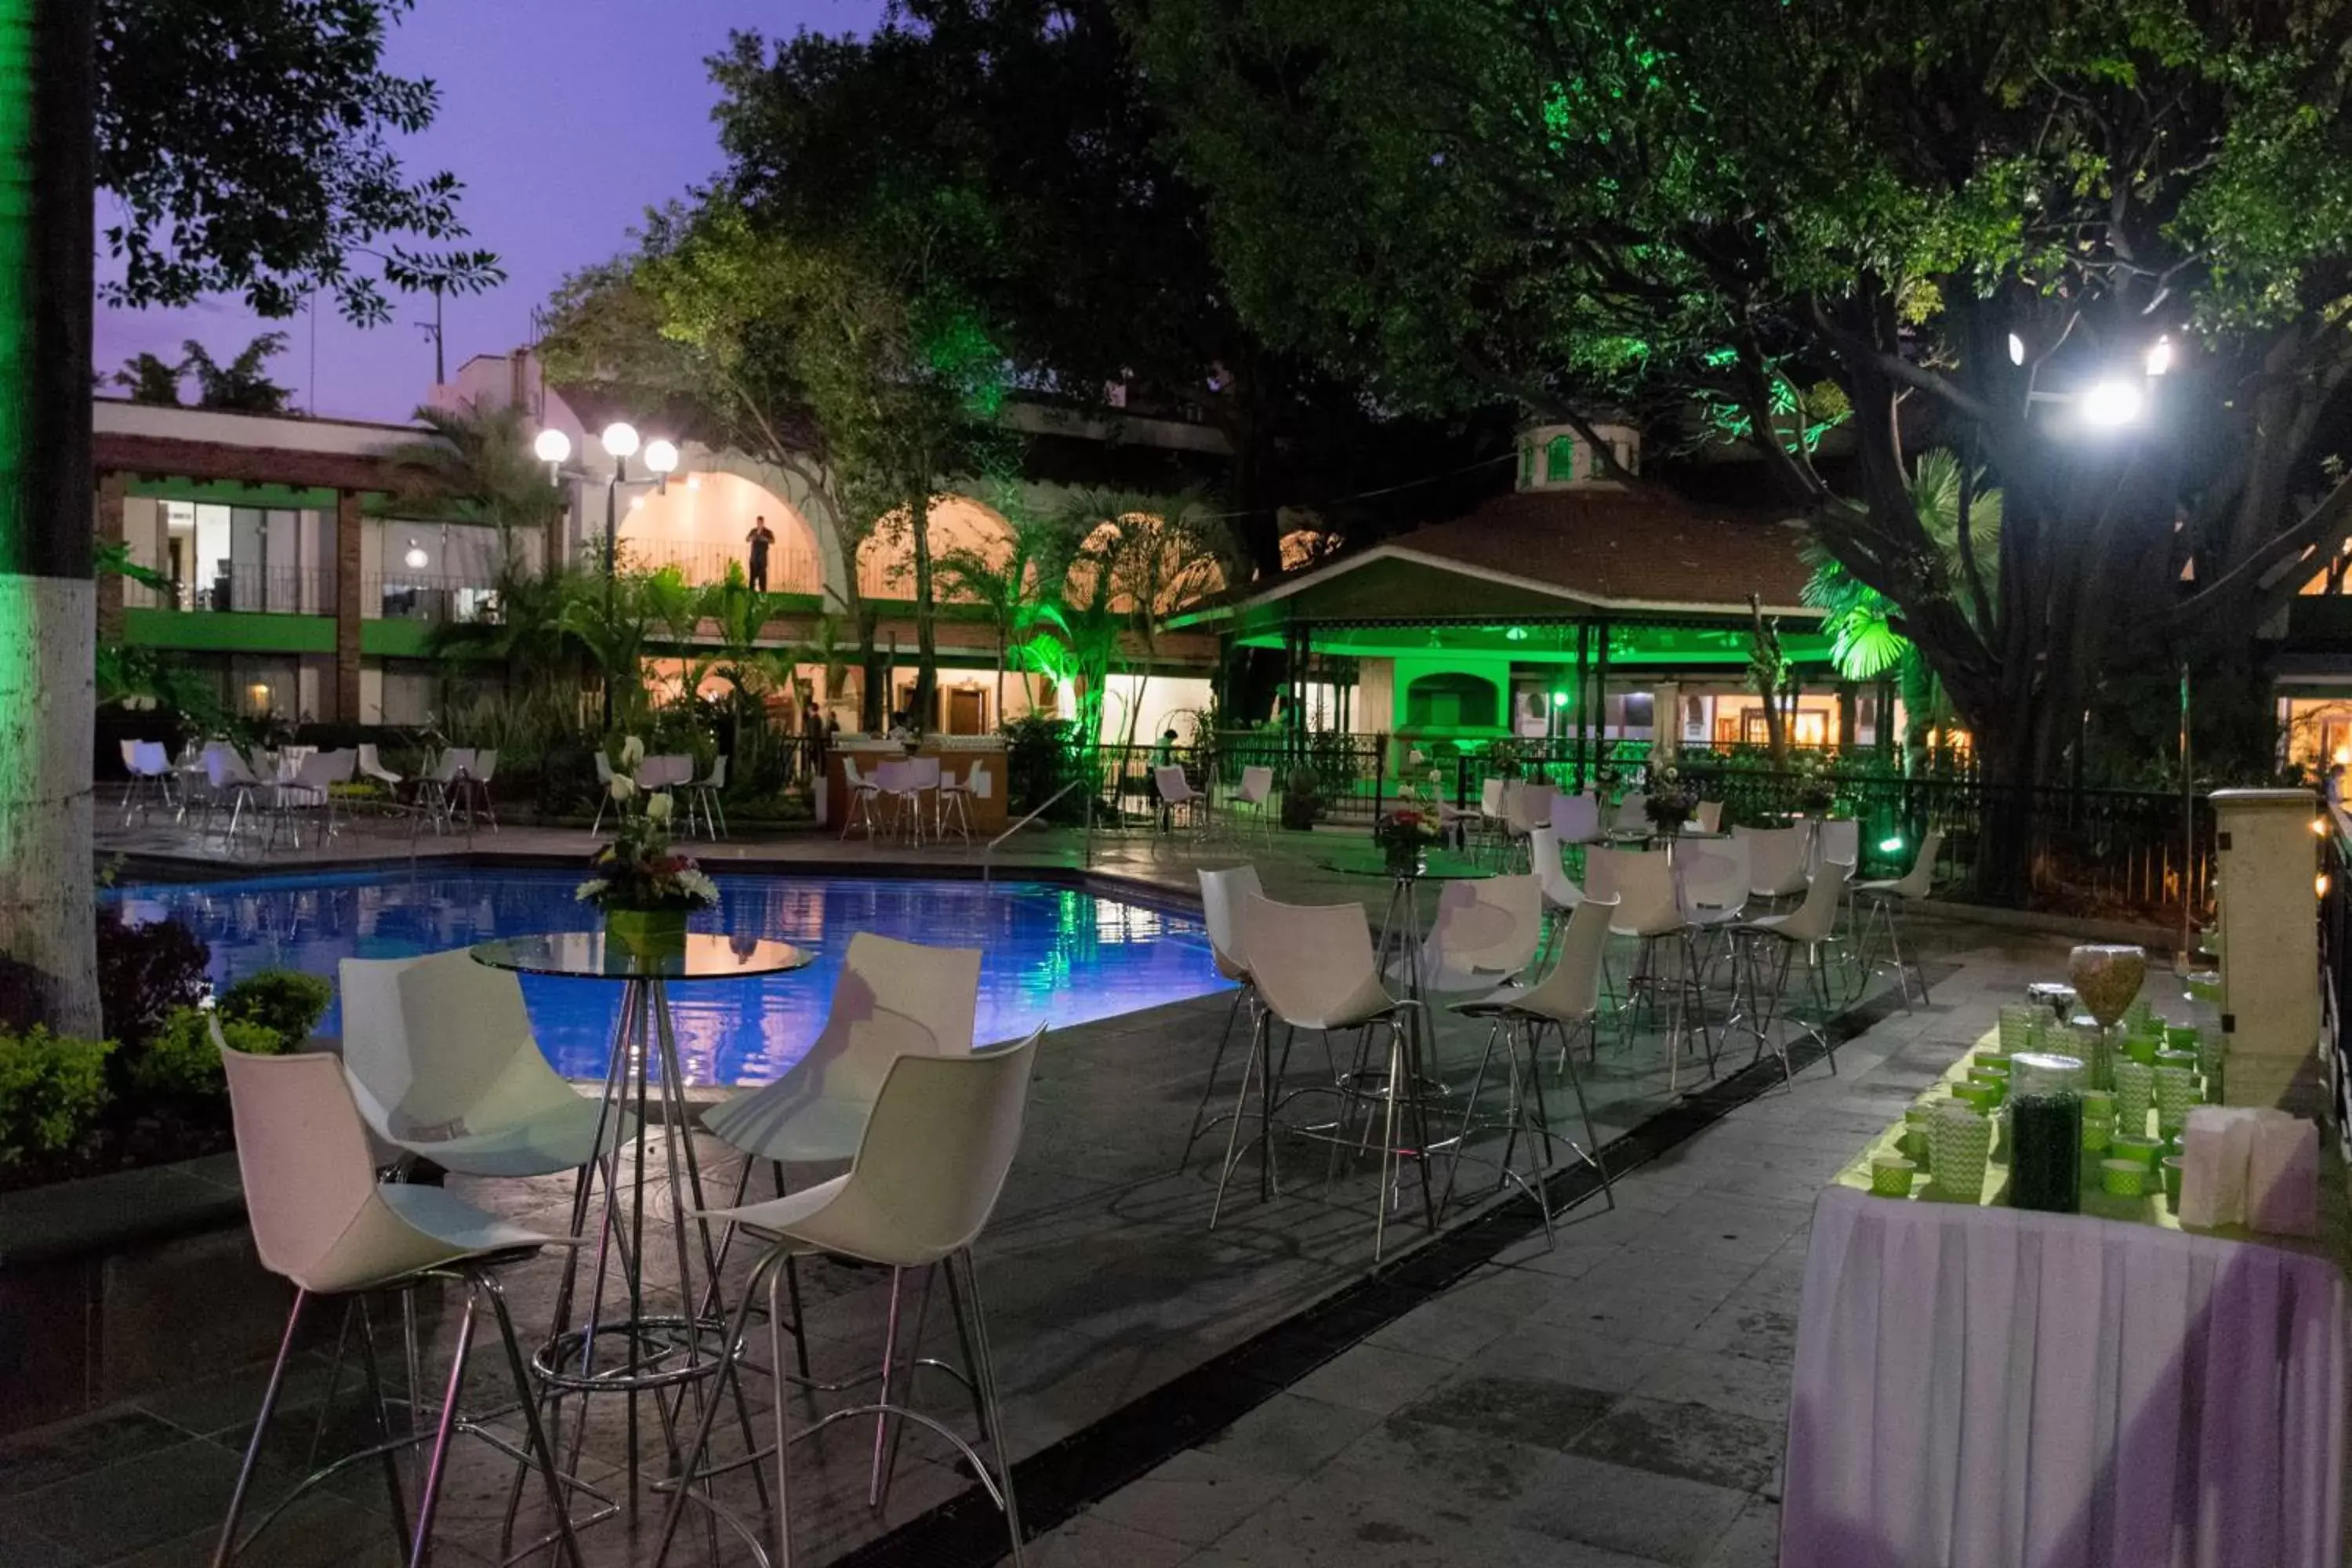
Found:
[858,604,886,731]
[0,0,100,1036]
[909,488,938,730]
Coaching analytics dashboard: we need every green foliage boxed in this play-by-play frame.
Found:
[95,909,210,1055]
[1000,715,1086,819]
[1131,0,2352,800]
[0,1029,114,1167]
[129,1008,282,1102]
[387,400,568,540]
[97,0,502,324]
[112,352,181,405]
[216,970,332,1050]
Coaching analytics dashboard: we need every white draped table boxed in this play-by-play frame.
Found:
[1784,1186,2347,1567]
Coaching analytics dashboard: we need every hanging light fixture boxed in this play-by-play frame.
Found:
[403,538,429,571]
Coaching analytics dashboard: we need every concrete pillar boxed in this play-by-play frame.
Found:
[335,492,364,723]
[1651,681,1679,762]
[2209,787,2325,1109]
[94,471,125,644]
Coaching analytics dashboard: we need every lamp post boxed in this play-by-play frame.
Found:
[531,423,680,730]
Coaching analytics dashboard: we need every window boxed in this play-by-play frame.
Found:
[1519,442,1536,487]
[1546,435,1577,484]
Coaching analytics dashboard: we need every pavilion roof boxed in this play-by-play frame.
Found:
[1181,483,1824,630]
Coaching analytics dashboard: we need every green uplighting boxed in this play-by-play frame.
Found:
[1505,626,1529,641]
[1879,835,1905,853]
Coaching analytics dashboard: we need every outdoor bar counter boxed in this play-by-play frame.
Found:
[819,736,1011,836]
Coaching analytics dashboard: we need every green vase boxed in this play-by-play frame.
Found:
[604,906,689,960]
[1384,842,1427,877]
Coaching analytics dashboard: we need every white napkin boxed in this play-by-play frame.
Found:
[2249,1115,2321,1237]
[2179,1107,2264,1229]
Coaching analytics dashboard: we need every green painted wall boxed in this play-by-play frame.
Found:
[360,619,436,658]
[123,608,335,654]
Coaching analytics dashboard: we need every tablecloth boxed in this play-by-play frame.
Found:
[1783,1185,2348,1567]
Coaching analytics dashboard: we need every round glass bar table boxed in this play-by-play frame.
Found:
[470,931,815,1518]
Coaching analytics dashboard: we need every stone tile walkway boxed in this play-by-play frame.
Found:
[1020,916,2067,1568]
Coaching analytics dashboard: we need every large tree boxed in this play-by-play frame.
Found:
[539,204,1007,730]
[1134,0,2352,893]
[4,0,494,1033]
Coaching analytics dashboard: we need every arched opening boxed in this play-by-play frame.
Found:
[857,495,1018,601]
[619,471,819,590]
[1405,671,1501,730]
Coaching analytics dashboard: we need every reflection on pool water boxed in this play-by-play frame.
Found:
[106,870,1229,1087]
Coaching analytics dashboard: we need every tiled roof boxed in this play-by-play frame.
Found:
[1381,486,1817,612]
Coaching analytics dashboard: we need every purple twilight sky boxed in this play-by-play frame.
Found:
[93,0,886,423]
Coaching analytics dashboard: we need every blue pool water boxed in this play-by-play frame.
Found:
[104,870,1229,1087]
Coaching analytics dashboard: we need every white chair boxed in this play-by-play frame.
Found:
[1676,833,1751,951]
[590,752,618,836]
[211,1040,585,1568]
[662,1029,1044,1568]
[1612,791,1650,833]
[1694,799,1725,834]
[1604,848,1716,1090]
[1224,894,1428,1258]
[1809,817,1860,876]
[839,755,880,840]
[1853,829,1942,1008]
[454,747,499,832]
[681,753,729,840]
[1528,825,1585,965]
[1232,764,1276,839]
[1154,764,1210,838]
[358,742,403,793]
[1730,866,1848,1085]
[1550,790,1602,847]
[122,739,174,822]
[1183,865,1264,1171]
[206,746,265,847]
[1448,894,1621,1229]
[1503,783,1556,870]
[1408,873,1542,996]
[339,951,627,1178]
[1477,777,1511,858]
[416,747,471,830]
[700,934,982,1171]
[1738,825,1810,905]
[936,760,985,840]
[874,757,927,844]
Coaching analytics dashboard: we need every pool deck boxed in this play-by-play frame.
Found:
[16,814,2075,1565]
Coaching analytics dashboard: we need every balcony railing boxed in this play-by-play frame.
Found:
[622,539,823,593]
[368,575,504,624]
[124,564,334,615]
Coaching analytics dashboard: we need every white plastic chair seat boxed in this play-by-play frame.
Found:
[376,1181,568,1262]
[699,1090,874,1167]
[358,1093,624,1179]
[1290,970,1405,1029]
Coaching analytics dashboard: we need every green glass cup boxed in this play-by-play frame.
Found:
[2100,1158,2147,1198]
[2162,1155,2185,1204]
[2165,1025,2199,1052]
[2112,1133,2163,1170]
[1871,1155,1918,1197]
[2125,1033,2160,1066]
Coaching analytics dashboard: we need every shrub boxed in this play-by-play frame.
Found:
[217,969,332,1049]
[96,907,210,1053]
[0,1028,114,1167]
[127,1007,284,1100]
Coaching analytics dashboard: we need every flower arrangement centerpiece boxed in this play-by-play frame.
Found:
[1790,751,1837,815]
[576,737,719,958]
[1374,769,1447,875]
[1643,763,1699,835]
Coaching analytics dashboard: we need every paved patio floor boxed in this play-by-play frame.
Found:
[12,819,2079,1565]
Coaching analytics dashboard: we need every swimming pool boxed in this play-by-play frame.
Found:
[104,870,1229,1086]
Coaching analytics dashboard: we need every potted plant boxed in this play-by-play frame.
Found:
[1790,752,1837,815]
[576,737,719,957]
[1374,806,1444,877]
[1279,764,1324,830]
[1644,764,1699,836]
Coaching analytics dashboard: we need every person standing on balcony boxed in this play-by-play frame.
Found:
[746,515,776,591]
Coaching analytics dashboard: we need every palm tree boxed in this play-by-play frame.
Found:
[935,492,1052,724]
[1802,450,2002,766]
[181,332,296,413]
[387,399,568,570]
[1054,488,1234,751]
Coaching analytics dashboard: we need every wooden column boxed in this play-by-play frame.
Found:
[334,491,363,722]
[93,470,123,643]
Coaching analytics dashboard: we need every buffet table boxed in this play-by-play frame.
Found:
[819,739,1009,836]
[1784,1031,2351,1566]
